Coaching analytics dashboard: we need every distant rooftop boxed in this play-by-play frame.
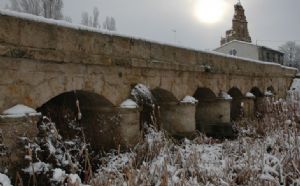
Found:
[216,40,284,54]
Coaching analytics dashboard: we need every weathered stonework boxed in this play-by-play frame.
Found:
[242,98,255,118]
[0,12,297,141]
[196,99,233,137]
[0,116,39,177]
[160,103,196,137]
[0,13,296,113]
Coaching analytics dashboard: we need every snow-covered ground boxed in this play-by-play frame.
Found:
[290,78,300,91]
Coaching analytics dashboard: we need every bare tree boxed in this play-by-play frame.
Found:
[9,0,64,20]
[92,7,100,28]
[279,41,300,69]
[42,0,63,19]
[64,16,72,23]
[81,12,89,26]
[103,16,116,31]
[81,7,100,28]
[88,15,93,27]
[10,0,20,11]
[10,0,43,16]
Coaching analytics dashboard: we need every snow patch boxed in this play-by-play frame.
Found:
[131,84,154,105]
[264,91,273,96]
[0,173,12,186]
[290,78,300,92]
[2,104,37,115]
[120,99,138,109]
[219,91,232,100]
[68,174,81,184]
[181,96,198,104]
[245,92,256,98]
[1,104,41,118]
[52,168,66,183]
[22,162,50,175]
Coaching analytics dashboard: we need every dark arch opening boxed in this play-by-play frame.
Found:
[250,87,265,116]
[228,87,243,121]
[250,87,264,97]
[151,88,178,104]
[193,87,217,101]
[37,90,120,151]
[267,86,275,95]
[228,87,243,98]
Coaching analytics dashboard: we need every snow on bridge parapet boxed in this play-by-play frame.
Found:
[0,9,297,77]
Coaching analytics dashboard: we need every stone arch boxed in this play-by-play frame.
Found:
[29,75,125,111]
[37,90,123,151]
[228,87,243,121]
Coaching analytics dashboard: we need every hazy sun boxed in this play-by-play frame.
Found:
[195,0,228,24]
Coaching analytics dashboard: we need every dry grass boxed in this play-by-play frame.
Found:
[6,92,300,186]
[91,94,300,186]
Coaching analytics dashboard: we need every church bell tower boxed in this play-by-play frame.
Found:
[220,1,252,45]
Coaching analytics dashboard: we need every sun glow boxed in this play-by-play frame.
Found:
[195,0,228,24]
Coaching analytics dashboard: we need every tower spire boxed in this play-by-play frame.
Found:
[220,1,251,45]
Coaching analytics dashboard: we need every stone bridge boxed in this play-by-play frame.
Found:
[0,11,297,150]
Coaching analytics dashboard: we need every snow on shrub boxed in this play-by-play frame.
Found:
[0,173,12,186]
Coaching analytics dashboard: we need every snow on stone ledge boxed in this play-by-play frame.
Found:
[120,99,138,109]
[290,78,300,91]
[0,173,12,186]
[1,104,41,118]
[245,92,256,98]
[264,91,273,96]
[219,91,232,100]
[181,96,198,104]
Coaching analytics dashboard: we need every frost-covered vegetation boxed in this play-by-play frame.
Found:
[1,89,300,185]
[92,93,300,186]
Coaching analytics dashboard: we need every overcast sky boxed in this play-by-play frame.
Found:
[1,0,299,50]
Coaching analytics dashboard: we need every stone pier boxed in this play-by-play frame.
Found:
[159,102,196,137]
[0,116,39,178]
[242,97,255,118]
[196,98,233,138]
[118,107,141,148]
[81,107,141,151]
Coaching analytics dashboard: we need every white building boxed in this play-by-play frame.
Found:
[214,40,284,64]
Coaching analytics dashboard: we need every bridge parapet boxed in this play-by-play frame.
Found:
[0,11,296,78]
